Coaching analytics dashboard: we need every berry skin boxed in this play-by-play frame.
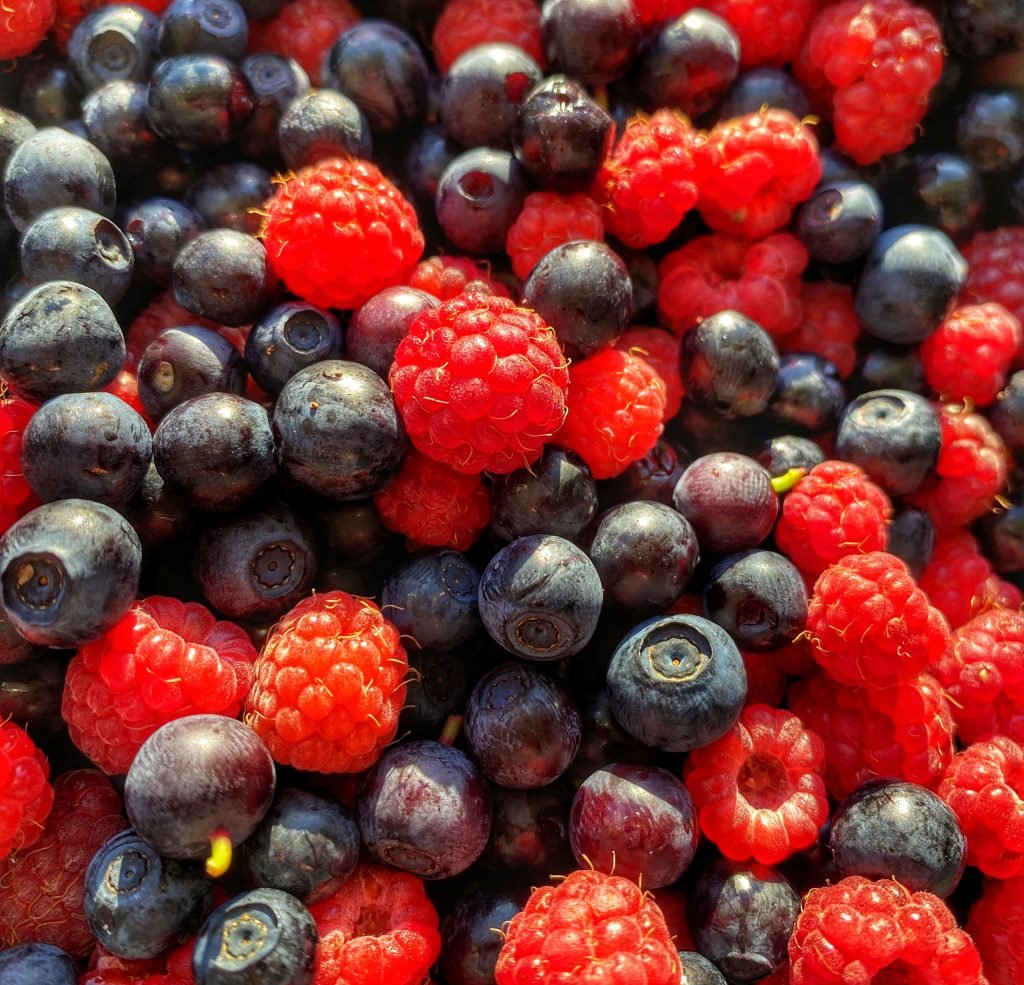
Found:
[0,722,53,862]
[938,736,1024,879]
[695,108,822,240]
[616,326,683,420]
[389,292,569,476]
[52,0,102,52]
[793,0,945,166]
[0,0,56,60]
[805,551,950,688]
[683,703,829,866]
[247,0,360,85]
[921,303,1022,406]
[657,231,808,337]
[967,876,1024,985]
[0,770,127,958]
[61,596,258,776]
[431,0,544,75]
[0,396,41,536]
[505,191,604,281]
[591,109,700,248]
[372,449,491,551]
[406,255,512,301]
[260,157,425,311]
[960,226,1024,361]
[779,280,861,379]
[556,347,666,480]
[774,461,893,578]
[495,868,681,985]
[243,591,408,774]
[789,876,986,985]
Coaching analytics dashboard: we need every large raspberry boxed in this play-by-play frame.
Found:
[967,876,1024,985]
[938,735,1024,879]
[0,0,56,59]
[657,231,808,337]
[805,552,950,688]
[495,868,680,985]
[555,347,666,480]
[389,292,569,475]
[309,862,441,985]
[406,255,512,301]
[793,0,945,165]
[789,876,986,985]
[0,396,40,536]
[243,591,408,774]
[961,227,1024,362]
[616,325,684,420]
[505,191,604,281]
[62,596,258,775]
[431,0,544,74]
[247,0,360,84]
[0,722,53,862]
[779,280,861,379]
[683,703,828,866]
[775,461,893,578]
[0,770,127,957]
[260,157,425,311]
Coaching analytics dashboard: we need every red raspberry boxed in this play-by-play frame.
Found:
[62,596,258,775]
[657,231,808,337]
[505,191,604,281]
[113,0,170,10]
[683,704,828,865]
[793,0,945,165]
[260,157,425,311]
[789,876,986,985]
[921,302,1022,406]
[243,591,408,774]
[779,280,861,378]
[0,722,53,862]
[961,227,1024,362]
[0,0,56,59]
[616,325,684,419]
[555,347,666,480]
[919,531,1022,630]
[932,608,1024,746]
[52,0,102,52]
[591,109,700,249]
[909,401,1010,532]
[102,369,156,432]
[495,868,680,985]
[0,770,127,957]
[788,670,955,799]
[309,861,441,985]
[741,650,789,707]
[695,108,822,240]
[0,395,40,536]
[775,461,893,578]
[247,0,360,84]
[967,876,1024,985]
[389,292,569,476]
[81,943,195,985]
[372,449,491,551]
[938,736,1024,879]
[431,0,544,74]
[406,255,512,301]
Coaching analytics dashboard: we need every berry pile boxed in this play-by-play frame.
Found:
[1,0,1024,983]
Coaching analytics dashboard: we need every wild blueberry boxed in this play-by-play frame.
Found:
[540,0,641,86]
[957,85,1024,174]
[600,439,689,509]
[184,161,272,235]
[158,0,250,61]
[483,782,575,876]
[346,285,437,380]
[68,5,161,92]
[717,67,810,120]
[944,0,1024,58]
[239,53,310,159]
[81,81,163,168]
[0,944,77,985]
[851,344,928,396]
[992,369,1024,459]
[755,434,825,476]
[883,153,984,243]
[276,88,372,171]
[402,122,462,212]
[439,888,524,985]
[118,196,206,284]
[172,228,269,325]
[0,108,36,174]
[795,180,883,264]
[678,952,728,985]
[19,58,80,127]
[977,503,1024,574]
[244,301,344,396]
[123,461,197,551]
[769,352,846,435]
[886,508,935,578]
[399,648,470,738]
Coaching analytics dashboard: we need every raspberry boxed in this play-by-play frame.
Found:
[793,0,945,165]
[921,303,1022,406]
[695,108,822,240]
[788,670,955,799]
[555,347,666,480]
[779,280,861,379]
[805,552,950,688]
[52,0,102,52]
[81,943,194,985]
[431,0,544,74]
[0,395,41,536]
[960,227,1024,362]
[243,591,408,774]
[0,770,127,957]
[919,530,1022,630]
[260,157,425,311]
[657,231,808,337]
[789,876,985,985]
[407,255,512,301]
[0,0,56,59]
[616,325,684,420]
[309,861,441,985]
[495,868,680,985]
[246,0,360,84]
[967,876,1024,985]
[909,401,1010,532]
[932,608,1024,745]
[124,291,235,371]
[389,292,569,475]
[102,368,156,432]
[683,703,829,865]
[741,650,789,707]
[591,109,700,249]
[372,449,491,551]
[62,596,258,775]
[938,735,1024,879]
[0,722,53,862]
[775,461,893,578]
[505,191,604,281]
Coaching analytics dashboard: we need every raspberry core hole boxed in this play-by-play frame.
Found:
[736,753,789,810]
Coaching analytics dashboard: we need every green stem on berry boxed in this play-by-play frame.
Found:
[771,467,807,495]
[205,827,233,878]
[439,714,463,747]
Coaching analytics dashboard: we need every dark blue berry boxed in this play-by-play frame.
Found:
[68,5,161,92]
[173,228,269,325]
[957,85,1024,174]
[158,0,250,61]
[483,782,575,876]
[244,301,344,397]
[20,59,81,127]
[567,686,656,788]
[717,67,810,120]
[0,944,77,985]
[399,648,470,738]
[886,508,935,579]
[977,503,1024,575]
[439,888,524,985]
[795,179,882,264]
[678,952,727,985]
[81,81,163,168]
[402,122,462,212]
[852,343,928,396]
[0,108,36,174]
[541,0,641,86]
[123,461,198,551]
[238,53,310,159]
[769,352,846,435]
[346,286,437,380]
[184,162,272,235]
[944,0,1024,58]
[992,369,1024,461]
[755,435,825,477]
[277,88,372,171]
[119,196,206,285]
[884,153,984,244]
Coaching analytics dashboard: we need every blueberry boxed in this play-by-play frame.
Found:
[944,0,1024,58]
[977,501,1024,574]
[238,53,310,159]
[0,499,142,647]
[19,58,81,127]
[483,781,575,876]
[276,88,372,171]
[992,369,1024,460]
[0,604,42,667]
[717,67,810,120]
[184,162,272,235]
[118,196,206,284]
[123,461,198,551]
[439,888,524,985]
[769,352,846,435]
[478,534,603,661]
[0,944,77,985]
[886,508,935,579]
[606,613,746,752]
[884,153,984,243]
[795,179,882,264]
[567,686,657,788]
[755,434,825,477]
[68,5,161,92]
[172,228,269,325]
[84,828,213,960]
[399,648,470,738]
[244,301,344,397]
[957,85,1024,174]
[402,122,462,212]
[599,439,689,509]
[81,81,163,168]
[851,344,928,396]
[158,0,250,61]
[541,0,641,86]
[0,108,36,175]
[346,286,437,380]
[678,952,727,985]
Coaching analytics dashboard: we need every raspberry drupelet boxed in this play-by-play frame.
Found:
[967,876,1024,985]
[0,721,53,862]
[779,280,862,379]
[431,0,544,74]
[0,395,40,536]
[0,0,56,60]
[960,227,1024,362]
[616,325,684,420]
[683,703,829,866]
[406,255,512,301]
[389,292,569,476]
[246,0,360,84]
[505,191,605,281]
